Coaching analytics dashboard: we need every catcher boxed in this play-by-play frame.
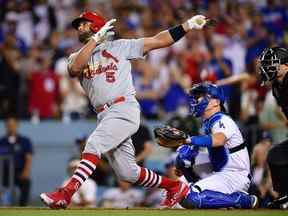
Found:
[154,83,258,208]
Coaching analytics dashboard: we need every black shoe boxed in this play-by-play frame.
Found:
[267,195,288,209]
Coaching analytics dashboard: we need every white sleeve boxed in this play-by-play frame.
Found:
[211,116,234,140]
[115,39,145,60]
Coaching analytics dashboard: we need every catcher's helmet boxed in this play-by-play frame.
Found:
[71,11,106,33]
[259,47,288,85]
[188,82,225,117]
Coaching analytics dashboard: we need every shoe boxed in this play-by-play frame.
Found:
[40,188,71,209]
[250,195,259,209]
[160,181,189,208]
[267,195,288,209]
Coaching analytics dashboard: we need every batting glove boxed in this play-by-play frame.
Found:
[91,19,116,43]
[187,15,207,30]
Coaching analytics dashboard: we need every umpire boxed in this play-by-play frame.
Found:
[259,47,288,208]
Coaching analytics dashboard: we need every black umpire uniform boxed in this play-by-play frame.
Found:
[259,47,288,208]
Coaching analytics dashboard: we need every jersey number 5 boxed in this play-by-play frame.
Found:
[106,72,116,83]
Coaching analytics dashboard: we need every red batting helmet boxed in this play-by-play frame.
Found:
[71,11,106,33]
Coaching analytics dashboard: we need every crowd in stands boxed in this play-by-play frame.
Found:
[0,0,287,123]
[0,0,288,208]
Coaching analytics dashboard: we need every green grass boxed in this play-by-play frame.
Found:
[0,208,288,216]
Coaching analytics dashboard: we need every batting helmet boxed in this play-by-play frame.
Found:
[71,11,106,33]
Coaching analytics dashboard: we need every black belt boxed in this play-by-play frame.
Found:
[248,173,252,180]
[229,143,246,154]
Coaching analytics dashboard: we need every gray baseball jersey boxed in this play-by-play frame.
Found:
[68,38,145,107]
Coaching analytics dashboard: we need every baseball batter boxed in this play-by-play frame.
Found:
[40,11,209,209]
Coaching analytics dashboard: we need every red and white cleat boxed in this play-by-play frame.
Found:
[40,188,71,209]
[160,181,190,208]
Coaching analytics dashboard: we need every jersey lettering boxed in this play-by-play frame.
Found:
[83,62,118,82]
[106,71,116,83]
[219,121,225,129]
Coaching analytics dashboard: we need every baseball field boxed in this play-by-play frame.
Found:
[0,208,288,216]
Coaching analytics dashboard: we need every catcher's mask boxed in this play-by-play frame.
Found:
[188,83,225,117]
[259,47,288,85]
[72,11,106,33]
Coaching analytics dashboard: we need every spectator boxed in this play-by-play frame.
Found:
[0,33,21,118]
[260,0,287,42]
[0,117,33,206]
[202,38,235,117]
[161,57,191,115]
[259,90,288,144]
[62,159,97,207]
[4,2,34,47]
[134,61,161,119]
[100,180,143,208]
[3,13,28,55]
[245,13,269,70]
[28,55,60,119]
[240,76,259,122]
[202,37,232,86]
[33,1,57,42]
[180,31,208,83]
[18,45,42,118]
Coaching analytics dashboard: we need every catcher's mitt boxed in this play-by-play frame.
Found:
[154,126,188,148]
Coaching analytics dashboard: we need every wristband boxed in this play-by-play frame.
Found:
[190,135,212,148]
[168,25,187,42]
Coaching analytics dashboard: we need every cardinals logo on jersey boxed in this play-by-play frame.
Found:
[83,50,119,82]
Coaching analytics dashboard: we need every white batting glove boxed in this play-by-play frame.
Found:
[187,15,207,30]
[91,19,116,43]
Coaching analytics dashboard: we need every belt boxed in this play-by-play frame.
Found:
[229,143,246,154]
[248,173,252,180]
[95,96,125,113]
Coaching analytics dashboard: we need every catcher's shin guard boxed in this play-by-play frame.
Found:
[180,189,256,209]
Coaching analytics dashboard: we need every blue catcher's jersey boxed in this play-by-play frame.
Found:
[202,112,250,173]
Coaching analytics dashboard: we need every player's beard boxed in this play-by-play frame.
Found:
[78,31,94,44]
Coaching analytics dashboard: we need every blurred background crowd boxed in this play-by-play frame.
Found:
[0,0,288,208]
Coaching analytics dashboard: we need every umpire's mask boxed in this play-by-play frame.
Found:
[259,47,288,85]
